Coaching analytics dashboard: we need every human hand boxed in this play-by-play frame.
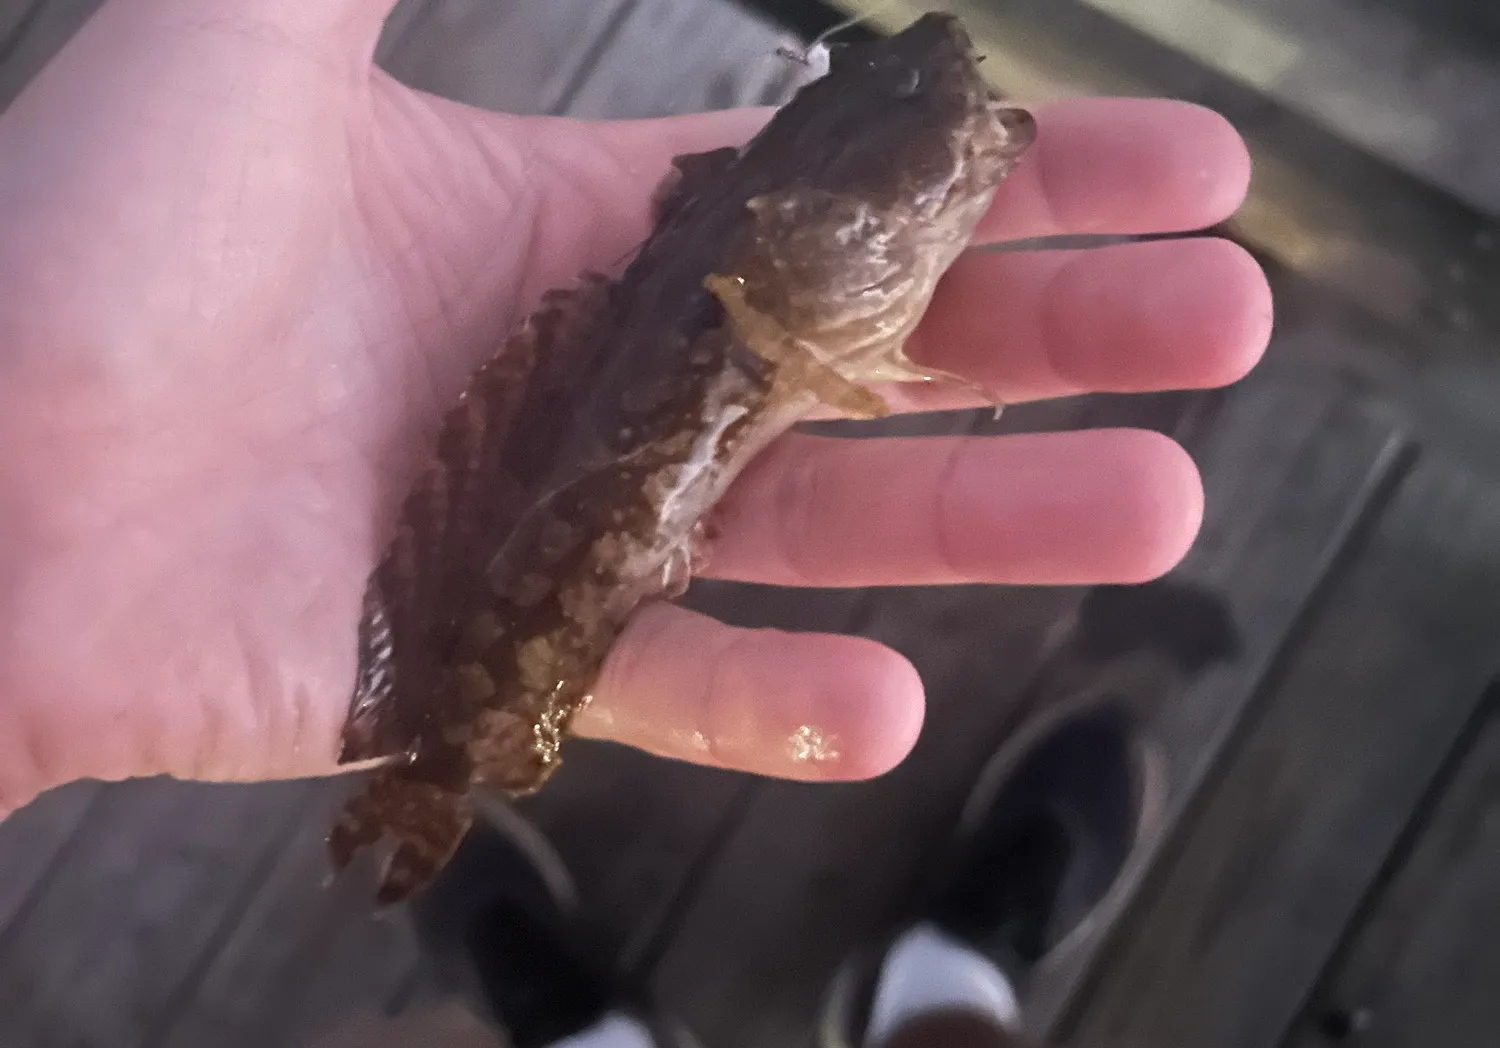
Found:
[0,0,1269,812]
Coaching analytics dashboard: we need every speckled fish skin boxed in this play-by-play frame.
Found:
[330,12,1037,905]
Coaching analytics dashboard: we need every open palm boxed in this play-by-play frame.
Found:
[0,0,1270,814]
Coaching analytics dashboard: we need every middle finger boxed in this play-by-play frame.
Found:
[890,236,1271,414]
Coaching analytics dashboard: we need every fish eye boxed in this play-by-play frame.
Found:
[890,65,922,98]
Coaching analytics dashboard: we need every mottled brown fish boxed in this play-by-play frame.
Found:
[330,12,1036,904]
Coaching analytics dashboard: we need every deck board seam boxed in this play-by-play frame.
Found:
[0,785,105,962]
[1052,428,1422,1039]
[0,0,48,78]
[1270,676,1500,1048]
[374,0,444,66]
[621,775,760,979]
[549,0,642,116]
[138,780,331,1048]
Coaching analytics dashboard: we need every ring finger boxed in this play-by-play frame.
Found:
[699,427,1203,589]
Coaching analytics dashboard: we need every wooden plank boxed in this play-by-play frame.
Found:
[2,0,628,120]
[1024,377,1412,1029]
[512,740,755,968]
[1253,260,1500,491]
[1074,0,1500,218]
[1058,449,1500,1048]
[375,0,637,116]
[558,0,820,120]
[373,0,443,68]
[0,0,48,59]
[1283,683,1500,1048]
[0,777,320,1048]
[149,780,426,1048]
[1375,0,1500,59]
[0,0,102,110]
[0,780,101,934]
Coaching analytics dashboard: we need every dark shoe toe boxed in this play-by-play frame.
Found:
[408,798,607,1048]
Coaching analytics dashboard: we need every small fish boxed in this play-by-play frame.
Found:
[330,13,1037,905]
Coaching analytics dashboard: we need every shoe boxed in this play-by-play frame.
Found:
[818,698,1146,1048]
[818,580,1240,1048]
[408,795,698,1048]
[928,699,1143,978]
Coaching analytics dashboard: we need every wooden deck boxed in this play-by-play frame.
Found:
[3,2,1500,1047]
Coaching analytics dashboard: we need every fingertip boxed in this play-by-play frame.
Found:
[1167,101,1254,230]
[1201,237,1274,388]
[1053,235,1272,393]
[1107,428,1204,582]
[714,628,925,782]
[984,97,1254,241]
[804,637,925,781]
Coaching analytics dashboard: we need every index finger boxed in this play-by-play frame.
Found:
[975,96,1252,243]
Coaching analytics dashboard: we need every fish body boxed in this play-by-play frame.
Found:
[330,13,1037,904]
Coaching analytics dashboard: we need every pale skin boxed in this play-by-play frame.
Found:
[0,0,1271,814]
